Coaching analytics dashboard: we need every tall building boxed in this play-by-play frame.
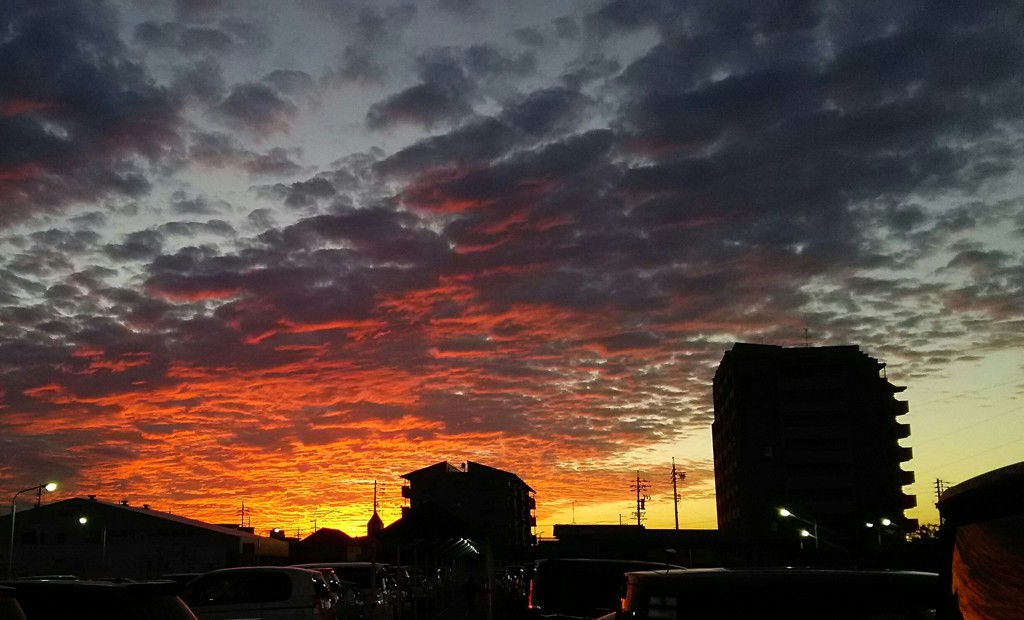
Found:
[712,343,916,552]
[400,461,536,554]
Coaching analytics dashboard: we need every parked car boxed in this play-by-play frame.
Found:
[0,586,27,620]
[613,567,938,620]
[1,578,197,620]
[527,558,684,620]
[161,572,202,586]
[294,562,397,620]
[180,566,335,620]
[937,459,1024,620]
[304,567,361,620]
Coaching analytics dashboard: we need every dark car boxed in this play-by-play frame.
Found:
[615,567,938,620]
[0,579,197,620]
[528,558,684,620]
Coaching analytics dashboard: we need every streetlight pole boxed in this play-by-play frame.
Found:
[79,517,108,575]
[866,518,892,545]
[779,508,819,550]
[8,483,58,579]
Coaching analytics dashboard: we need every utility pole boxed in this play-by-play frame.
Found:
[671,458,686,530]
[934,479,951,525]
[236,500,252,528]
[631,470,651,526]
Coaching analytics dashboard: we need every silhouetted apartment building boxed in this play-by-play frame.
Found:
[712,343,916,555]
[400,461,536,555]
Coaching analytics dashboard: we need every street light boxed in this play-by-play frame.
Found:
[866,518,894,545]
[779,507,819,550]
[8,482,58,578]
[255,528,283,566]
[78,516,108,574]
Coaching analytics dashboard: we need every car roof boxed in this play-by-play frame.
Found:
[199,566,322,575]
[1,579,182,595]
[623,567,938,586]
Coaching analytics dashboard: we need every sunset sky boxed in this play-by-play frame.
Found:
[2,0,1022,538]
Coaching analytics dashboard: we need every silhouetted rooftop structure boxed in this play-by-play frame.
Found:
[400,461,536,558]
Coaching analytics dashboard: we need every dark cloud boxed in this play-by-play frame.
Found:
[367,81,475,130]
[262,70,316,98]
[376,87,591,178]
[134,17,269,56]
[312,1,417,46]
[0,1,181,225]
[172,58,227,104]
[210,83,299,136]
[366,44,537,130]
[513,27,546,48]
[188,131,304,177]
[244,147,305,177]
[324,46,389,85]
[552,16,579,40]
[104,230,165,261]
[436,0,484,17]
[169,191,231,215]
[262,176,337,209]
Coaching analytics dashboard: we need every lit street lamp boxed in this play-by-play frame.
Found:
[79,516,108,574]
[779,507,819,550]
[7,482,58,578]
[255,528,283,566]
[865,518,893,545]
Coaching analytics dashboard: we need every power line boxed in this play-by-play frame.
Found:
[928,435,1024,470]
[911,378,1022,407]
[913,403,1024,447]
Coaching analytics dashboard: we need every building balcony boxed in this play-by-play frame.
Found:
[901,493,917,510]
[896,446,913,462]
[528,496,536,509]
[892,400,910,416]
[893,422,911,439]
[401,485,411,499]
[529,515,536,527]
[898,469,915,486]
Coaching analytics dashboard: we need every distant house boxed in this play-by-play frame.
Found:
[291,527,358,564]
[0,497,288,579]
[400,461,536,558]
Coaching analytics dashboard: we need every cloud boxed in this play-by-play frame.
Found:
[210,83,299,136]
[1,0,1024,534]
[133,17,270,56]
[0,1,181,225]
[366,44,537,130]
[188,131,305,177]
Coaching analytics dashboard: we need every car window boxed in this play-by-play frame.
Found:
[134,594,199,620]
[184,571,293,606]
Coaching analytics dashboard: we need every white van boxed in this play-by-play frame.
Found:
[181,566,335,620]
